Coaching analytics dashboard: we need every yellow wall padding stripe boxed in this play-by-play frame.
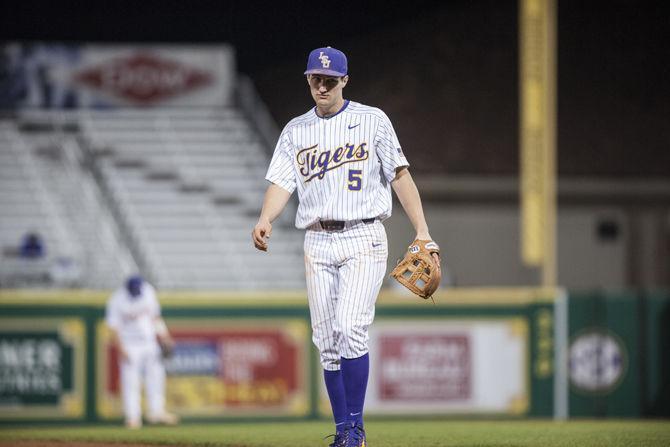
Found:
[0,287,558,307]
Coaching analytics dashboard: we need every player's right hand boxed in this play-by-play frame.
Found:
[252,220,272,252]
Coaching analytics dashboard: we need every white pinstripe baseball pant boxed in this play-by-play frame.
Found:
[304,220,388,370]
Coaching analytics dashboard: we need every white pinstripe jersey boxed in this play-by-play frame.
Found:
[266,100,409,229]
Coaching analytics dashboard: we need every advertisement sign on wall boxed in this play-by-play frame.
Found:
[1,43,235,108]
[97,318,310,418]
[0,318,86,419]
[324,318,529,415]
[378,333,471,402]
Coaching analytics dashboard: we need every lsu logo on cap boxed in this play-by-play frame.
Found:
[318,52,331,68]
[305,47,347,77]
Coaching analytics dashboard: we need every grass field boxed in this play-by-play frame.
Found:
[1,420,670,447]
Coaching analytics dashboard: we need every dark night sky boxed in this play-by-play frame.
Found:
[0,0,448,75]
[2,0,669,176]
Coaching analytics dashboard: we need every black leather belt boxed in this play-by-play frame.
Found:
[320,218,376,231]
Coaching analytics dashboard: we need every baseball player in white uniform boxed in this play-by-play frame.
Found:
[252,47,440,447]
[105,275,179,429]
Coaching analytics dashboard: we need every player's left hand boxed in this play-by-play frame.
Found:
[416,233,441,274]
[390,238,442,299]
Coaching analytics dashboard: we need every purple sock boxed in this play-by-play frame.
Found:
[341,353,369,427]
[324,369,348,434]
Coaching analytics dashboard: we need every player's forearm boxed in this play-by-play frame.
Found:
[154,317,172,342]
[259,183,292,223]
[391,168,431,239]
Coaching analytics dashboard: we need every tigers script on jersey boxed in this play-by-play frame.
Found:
[265,100,409,228]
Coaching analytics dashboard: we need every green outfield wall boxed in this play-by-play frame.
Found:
[2,287,666,423]
[568,290,670,417]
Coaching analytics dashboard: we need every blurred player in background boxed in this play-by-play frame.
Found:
[105,275,179,429]
[252,46,440,447]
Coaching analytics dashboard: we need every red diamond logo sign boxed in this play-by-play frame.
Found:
[74,53,214,105]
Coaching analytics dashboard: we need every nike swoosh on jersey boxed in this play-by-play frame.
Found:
[348,123,360,129]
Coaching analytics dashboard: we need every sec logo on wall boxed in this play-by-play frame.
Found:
[569,329,627,394]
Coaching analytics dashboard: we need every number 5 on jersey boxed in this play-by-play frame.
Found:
[348,169,362,191]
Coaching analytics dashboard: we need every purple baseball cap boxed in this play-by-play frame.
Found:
[126,275,143,297]
[304,47,348,77]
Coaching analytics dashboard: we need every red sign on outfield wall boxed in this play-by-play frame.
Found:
[379,334,472,401]
[97,318,310,418]
[165,328,300,408]
[358,318,529,415]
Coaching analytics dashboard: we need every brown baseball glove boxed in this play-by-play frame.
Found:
[390,239,441,299]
